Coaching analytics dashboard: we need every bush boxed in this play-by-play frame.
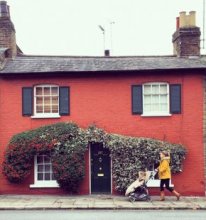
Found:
[3,122,88,192]
[3,123,187,193]
[52,127,87,191]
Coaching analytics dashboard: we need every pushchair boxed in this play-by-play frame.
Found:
[125,170,156,202]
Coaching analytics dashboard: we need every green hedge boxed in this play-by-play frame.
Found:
[86,125,186,192]
[2,122,187,193]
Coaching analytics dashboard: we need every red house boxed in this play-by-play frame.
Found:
[0,2,206,196]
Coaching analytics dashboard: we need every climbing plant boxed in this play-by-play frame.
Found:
[2,123,187,193]
[86,125,187,192]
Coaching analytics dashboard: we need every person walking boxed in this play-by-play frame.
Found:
[157,151,181,201]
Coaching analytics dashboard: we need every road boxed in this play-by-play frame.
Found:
[0,210,206,220]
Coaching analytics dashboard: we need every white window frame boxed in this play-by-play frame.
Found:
[32,84,60,119]
[142,82,171,117]
[30,154,59,188]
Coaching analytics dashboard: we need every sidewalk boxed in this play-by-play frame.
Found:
[0,195,206,210]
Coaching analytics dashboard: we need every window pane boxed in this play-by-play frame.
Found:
[144,95,151,104]
[51,105,58,113]
[37,155,43,163]
[152,103,159,111]
[36,87,43,95]
[36,105,43,113]
[45,165,51,172]
[51,87,58,95]
[45,173,51,180]
[144,85,151,94]
[44,87,50,95]
[44,155,51,163]
[160,95,167,104]
[52,173,56,180]
[152,85,159,94]
[44,97,51,105]
[160,84,167,94]
[152,95,159,104]
[38,165,44,172]
[52,96,58,105]
[44,105,51,113]
[144,104,151,112]
[36,97,43,105]
[38,173,43,180]
[160,104,168,112]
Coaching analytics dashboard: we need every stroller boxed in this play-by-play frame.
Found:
[125,170,156,202]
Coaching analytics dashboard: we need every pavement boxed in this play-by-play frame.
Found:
[0,195,206,210]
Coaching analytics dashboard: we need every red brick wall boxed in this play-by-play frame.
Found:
[0,71,205,195]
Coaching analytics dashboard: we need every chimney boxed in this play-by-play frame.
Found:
[172,11,201,57]
[0,1,17,57]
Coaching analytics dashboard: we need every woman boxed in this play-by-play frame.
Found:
[157,151,181,201]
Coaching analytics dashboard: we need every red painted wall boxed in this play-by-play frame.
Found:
[0,71,205,195]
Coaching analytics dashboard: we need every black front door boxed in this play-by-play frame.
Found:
[91,143,111,194]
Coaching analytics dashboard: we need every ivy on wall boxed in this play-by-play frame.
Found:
[86,125,186,192]
[2,122,187,193]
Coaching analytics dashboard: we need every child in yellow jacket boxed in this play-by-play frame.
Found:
[157,151,181,201]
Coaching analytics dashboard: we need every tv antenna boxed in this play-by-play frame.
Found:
[98,25,105,53]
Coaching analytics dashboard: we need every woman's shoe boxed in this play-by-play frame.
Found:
[173,190,181,201]
[160,191,165,201]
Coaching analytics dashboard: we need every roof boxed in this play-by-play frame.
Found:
[1,54,206,74]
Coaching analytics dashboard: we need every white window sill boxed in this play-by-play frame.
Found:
[141,113,172,117]
[31,114,61,119]
[30,182,59,188]
[147,179,174,187]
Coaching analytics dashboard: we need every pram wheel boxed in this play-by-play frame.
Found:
[129,196,136,203]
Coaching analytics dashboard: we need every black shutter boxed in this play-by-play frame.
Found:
[170,84,181,114]
[59,87,70,115]
[132,85,143,114]
[22,87,33,116]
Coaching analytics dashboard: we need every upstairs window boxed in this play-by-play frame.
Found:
[34,85,59,117]
[132,83,181,116]
[143,83,169,116]
[22,85,70,118]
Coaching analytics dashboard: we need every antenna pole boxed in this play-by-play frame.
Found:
[98,25,105,55]
[110,21,115,55]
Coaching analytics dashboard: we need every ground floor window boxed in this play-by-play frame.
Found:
[30,154,59,188]
[146,163,173,187]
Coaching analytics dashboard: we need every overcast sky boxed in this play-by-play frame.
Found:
[6,0,206,56]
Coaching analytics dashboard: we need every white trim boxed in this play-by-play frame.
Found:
[141,113,171,117]
[31,114,60,119]
[30,182,59,188]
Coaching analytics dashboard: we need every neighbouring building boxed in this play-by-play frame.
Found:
[0,1,206,195]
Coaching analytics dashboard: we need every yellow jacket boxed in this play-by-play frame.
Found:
[158,157,171,179]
